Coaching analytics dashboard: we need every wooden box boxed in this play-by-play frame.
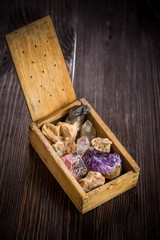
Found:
[5,16,140,214]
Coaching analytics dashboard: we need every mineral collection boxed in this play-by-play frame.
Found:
[41,104,123,192]
[78,171,105,192]
[82,151,122,179]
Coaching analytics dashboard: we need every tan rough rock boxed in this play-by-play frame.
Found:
[91,137,112,153]
[42,122,78,155]
[78,171,105,193]
[42,122,62,143]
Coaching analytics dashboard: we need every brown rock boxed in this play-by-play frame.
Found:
[42,122,62,143]
[42,122,78,155]
[78,171,105,193]
[91,137,112,153]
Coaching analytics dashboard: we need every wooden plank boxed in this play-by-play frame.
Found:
[5,16,76,121]
[36,99,81,128]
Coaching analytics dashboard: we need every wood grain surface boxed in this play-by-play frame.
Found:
[5,16,76,121]
[0,0,160,239]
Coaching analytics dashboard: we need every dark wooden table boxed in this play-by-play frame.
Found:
[0,0,160,239]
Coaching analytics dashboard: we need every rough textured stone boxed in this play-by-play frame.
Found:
[76,136,90,156]
[91,137,112,153]
[42,122,62,143]
[82,150,122,179]
[65,105,91,130]
[61,152,87,180]
[42,122,78,155]
[78,171,105,192]
[80,120,96,141]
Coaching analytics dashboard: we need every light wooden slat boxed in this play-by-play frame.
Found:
[5,16,76,121]
[36,99,82,128]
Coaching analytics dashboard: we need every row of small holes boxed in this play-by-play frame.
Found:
[22,53,47,57]
[30,64,56,68]
[37,90,64,102]
[30,72,55,78]
[22,38,49,53]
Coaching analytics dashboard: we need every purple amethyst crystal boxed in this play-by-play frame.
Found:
[82,150,123,179]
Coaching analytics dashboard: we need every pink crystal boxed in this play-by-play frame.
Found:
[76,136,90,156]
[61,152,87,180]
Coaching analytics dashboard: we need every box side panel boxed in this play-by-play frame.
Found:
[36,99,82,128]
[82,171,140,214]
[28,122,85,213]
[80,98,140,173]
[5,16,76,121]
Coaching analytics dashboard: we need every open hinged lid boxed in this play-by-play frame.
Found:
[5,16,76,121]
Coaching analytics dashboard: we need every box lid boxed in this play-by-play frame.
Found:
[5,16,76,121]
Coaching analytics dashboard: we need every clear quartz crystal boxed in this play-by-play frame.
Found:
[80,120,96,141]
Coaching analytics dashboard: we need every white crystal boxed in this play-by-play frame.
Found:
[80,120,96,141]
